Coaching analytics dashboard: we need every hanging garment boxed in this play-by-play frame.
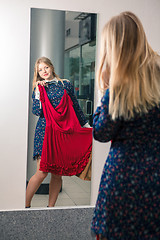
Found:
[38,85,92,176]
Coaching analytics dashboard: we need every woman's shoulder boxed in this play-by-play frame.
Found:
[61,79,70,84]
[61,79,72,88]
[60,79,75,95]
[62,79,70,82]
[57,78,70,85]
[101,88,109,104]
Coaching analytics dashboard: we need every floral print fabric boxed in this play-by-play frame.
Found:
[91,89,160,239]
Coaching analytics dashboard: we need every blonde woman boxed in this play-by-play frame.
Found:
[26,57,90,208]
[91,12,160,240]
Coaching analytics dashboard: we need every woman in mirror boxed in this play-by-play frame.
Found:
[25,57,92,208]
[91,11,160,240]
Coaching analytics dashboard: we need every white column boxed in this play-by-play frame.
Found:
[27,8,65,185]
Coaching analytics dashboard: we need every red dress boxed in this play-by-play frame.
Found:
[38,85,92,176]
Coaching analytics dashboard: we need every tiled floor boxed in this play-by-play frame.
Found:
[31,176,91,208]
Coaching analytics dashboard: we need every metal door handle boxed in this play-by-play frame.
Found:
[86,100,92,116]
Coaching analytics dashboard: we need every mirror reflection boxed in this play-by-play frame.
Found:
[27,8,97,208]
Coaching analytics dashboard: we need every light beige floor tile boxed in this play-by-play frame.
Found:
[32,194,48,208]
[66,191,90,199]
[63,184,85,194]
[57,191,71,199]
[73,177,91,186]
[55,198,76,207]
[71,175,85,183]
[62,176,74,183]
[33,195,47,201]
[62,181,78,188]
[73,197,91,206]
[71,176,91,192]
[77,183,91,193]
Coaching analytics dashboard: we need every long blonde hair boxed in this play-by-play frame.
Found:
[98,11,160,120]
[32,57,63,90]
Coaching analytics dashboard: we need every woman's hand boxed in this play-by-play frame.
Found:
[36,80,47,86]
[36,80,47,91]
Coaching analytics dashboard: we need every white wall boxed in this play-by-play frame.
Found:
[0,0,160,210]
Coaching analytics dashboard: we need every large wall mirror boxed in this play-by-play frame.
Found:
[27,8,97,208]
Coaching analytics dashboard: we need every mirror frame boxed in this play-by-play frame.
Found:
[26,7,98,210]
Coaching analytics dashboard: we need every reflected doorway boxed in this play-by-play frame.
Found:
[64,41,96,126]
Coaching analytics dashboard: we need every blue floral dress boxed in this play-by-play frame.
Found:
[91,89,160,240]
[32,80,87,160]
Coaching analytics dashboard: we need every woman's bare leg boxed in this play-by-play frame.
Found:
[25,159,48,207]
[48,174,62,207]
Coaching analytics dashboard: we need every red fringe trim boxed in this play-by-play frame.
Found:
[39,148,92,176]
